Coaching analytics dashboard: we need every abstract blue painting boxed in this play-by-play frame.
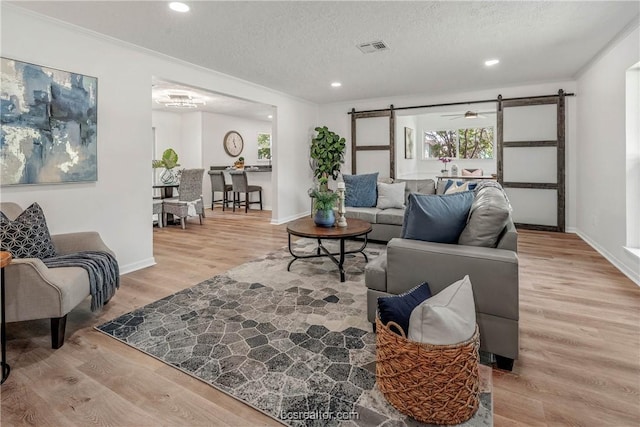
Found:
[1,58,97,185]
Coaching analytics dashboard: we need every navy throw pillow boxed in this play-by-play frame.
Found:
[378,283,432,336]
[344,173,378,207]
[401,192,474,244]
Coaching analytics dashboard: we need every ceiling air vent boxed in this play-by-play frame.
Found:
[357,40,389,54]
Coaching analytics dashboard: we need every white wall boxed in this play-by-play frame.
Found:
[319,81,577,230]
[1,6,318,271]
[576,24,640,284]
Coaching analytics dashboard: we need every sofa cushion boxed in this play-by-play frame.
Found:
[376,182,406,209]
[401,192,474,244]
[408,275,476,345]
[378,282,432,336]
[344,173,378,207]
[0,202,57,259]
[376,208,405,226]
[459,186,511,247]
[395,179,436,204]
[364,253,387,292]
[344,207,379,223]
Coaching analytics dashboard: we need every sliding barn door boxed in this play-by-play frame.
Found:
[497,91,566,232]
[350,107,395,179]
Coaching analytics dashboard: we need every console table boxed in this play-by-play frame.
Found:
[286,218,372,282]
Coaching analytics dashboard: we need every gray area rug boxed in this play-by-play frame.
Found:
[96,239,492,426]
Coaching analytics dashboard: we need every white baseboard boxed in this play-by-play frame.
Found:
[120,257,156,275]
[271,211,310,225]
[576,230,640,286]
[565,226,577,234]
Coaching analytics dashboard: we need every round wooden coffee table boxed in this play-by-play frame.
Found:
[286,217,372,282]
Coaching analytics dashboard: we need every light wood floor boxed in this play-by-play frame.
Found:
[1,209,639,426]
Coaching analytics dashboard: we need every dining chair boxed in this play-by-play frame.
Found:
[208,170,233,211]
[163,168,205,229]
[229,170,263,213]
[152,199,163,228]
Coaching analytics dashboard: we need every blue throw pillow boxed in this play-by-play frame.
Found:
[344,173,378,207]
[401,192,474,243]
[378,283,432,336]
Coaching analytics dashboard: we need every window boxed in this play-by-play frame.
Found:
[257,133,271,160]
[423,127,494,159]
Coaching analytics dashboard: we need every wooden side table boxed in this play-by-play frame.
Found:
[0,251,11,385]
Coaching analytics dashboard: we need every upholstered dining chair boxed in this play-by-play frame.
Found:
[163,168,205,229]
[208,170,233,211]
[229,170,263,213]
[152,199,163,228]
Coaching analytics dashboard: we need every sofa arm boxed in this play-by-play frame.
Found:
[52,232,114,257]
[387,238,519,321]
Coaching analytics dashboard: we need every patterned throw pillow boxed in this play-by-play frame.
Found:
[0,202,57,259]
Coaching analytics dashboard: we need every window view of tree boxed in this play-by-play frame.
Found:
[423,127,494,159]
[458,127,494,159]
[257,133,271,160]
[424,130,457,159]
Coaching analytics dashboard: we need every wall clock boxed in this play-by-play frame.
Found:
[223,130,244,157]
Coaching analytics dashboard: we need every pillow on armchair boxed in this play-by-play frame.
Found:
[0,202,57,259]
[401,192,474,244]
[344,173,378,207]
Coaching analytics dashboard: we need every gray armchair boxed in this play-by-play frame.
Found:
[0,202,115,349]
[365,220,519,370]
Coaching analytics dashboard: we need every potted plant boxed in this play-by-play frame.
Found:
[234,156,245,169]
[310,186,339,227]
[152,148,180,184]
[310,126,346,191]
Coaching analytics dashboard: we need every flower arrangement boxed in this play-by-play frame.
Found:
[439,157,451,171]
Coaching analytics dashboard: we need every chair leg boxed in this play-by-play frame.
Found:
[495,355,514,371]
[233,192,236,212]
[222,192,226,211]
[245,192,249,213]
[180,217,186,229]
[259,190,263,210]
[51,315,67,349]
[199,214,203,225]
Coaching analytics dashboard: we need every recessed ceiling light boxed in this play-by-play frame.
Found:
[484,59,500,67]
[268,115,273,119]
[331,82,342,88]
[169,2,190,12]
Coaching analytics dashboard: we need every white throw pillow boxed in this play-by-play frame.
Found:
[376,182,406,209]
[407,275,476,345]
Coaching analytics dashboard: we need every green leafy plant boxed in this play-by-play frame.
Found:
[238,156,245,162]
[310,126,346,187]
[310,189,339,212]
[152,148,180,169]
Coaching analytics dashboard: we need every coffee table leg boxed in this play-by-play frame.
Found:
[338,238,346,282]
[316,238,322,255]
[1,267,10,385]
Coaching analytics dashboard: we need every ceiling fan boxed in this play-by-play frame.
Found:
[441,110,496,120]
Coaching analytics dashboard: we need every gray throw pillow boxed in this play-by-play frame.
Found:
[408,275,476,345]
[401,192,474,244]
[376,182,406,209]
[458,186,511,247]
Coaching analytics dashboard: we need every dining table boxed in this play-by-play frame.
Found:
[153,183,179,199]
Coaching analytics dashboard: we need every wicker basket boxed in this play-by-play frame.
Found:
[375,317,480,425]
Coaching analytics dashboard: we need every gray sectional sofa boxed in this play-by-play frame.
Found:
[344,179,436,242]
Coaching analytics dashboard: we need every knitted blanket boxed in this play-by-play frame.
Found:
[43,251,120,311]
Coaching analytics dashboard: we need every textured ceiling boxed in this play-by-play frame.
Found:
[9,1,640,104]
